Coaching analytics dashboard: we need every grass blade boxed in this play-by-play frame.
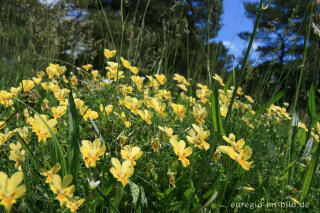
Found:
[308,84,316,119]
[16,133,42,170]
[67,91,80,183]
[300,143,320,201]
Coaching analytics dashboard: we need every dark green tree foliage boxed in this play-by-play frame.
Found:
[239,0,308,64]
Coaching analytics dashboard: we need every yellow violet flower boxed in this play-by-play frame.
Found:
[212,74,225,86]
[0,171,26,212]
[151,137,161,152]
[120,57,131,69]
[131,75,144,91]
[128,66,139,74]
[170,103,186,120]
[120,112,131,128]
[32,77,42,85]
[186,124,210,150]
[82,64,93,71]
[104,49,117,59]
[51,106,67,119]
[222,133,245,153]
[120,85,133,96]
[50,174,75,206]
[27,114,57,143]
[158,126,177,141]
[0,129,15,146]
[138,109,152,125]
[40,163,61,183]
[80,139,106,168]
[170,139,192,167]
[218,145,253,171]
[0,90,13,108]
[121,145,143,166]
[196,84,211,103]
[20,80,35,92]
[154,74,166,85]
[109,158,134,187]
[9,87,21,97]
[9,142,26,170]
[124,96,143,115]
[83,109,99,121]
[192,104,207,124]
[152,99,167,117]
[66,197,85,212]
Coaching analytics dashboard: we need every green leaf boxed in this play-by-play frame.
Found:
[113,183,123,209]
[300,143,320,201]
[308,84,316,118]
[67,91,80,183]
[223,72,234,93]
[17,133,42,170]
[211,86,224,137]
[129,181,140,205]
[183,179,195,201]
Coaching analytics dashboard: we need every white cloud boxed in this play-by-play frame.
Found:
[38,0,59,6]
[222,41,238,52]
[252,41,260,51]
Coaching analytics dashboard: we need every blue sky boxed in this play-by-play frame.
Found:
[216,0,259,60]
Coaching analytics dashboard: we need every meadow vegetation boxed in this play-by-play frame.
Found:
[0,0,319,212]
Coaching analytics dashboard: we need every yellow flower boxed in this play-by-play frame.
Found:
[124,96,143,115]
[244,95,254,103]
[50,174,75,206]
[91,70,99,81]
[138,109,152,125]
[170,103,187,120]
[121,145,143,166]
[105,105,113,115]
[156,89,171,100]
[192,104,207,124]
[40,163,61,183]
[151,137,161,152]
[15,127,31,144]
[82,64,93,71]
[222,133,245,153]
[170,139,192,167]
[9,87,21,97]
[120,57,131,69]
[51,106,67,119]
[167,170,176,188]
[0,90,13,108]
[46,64,66,78]
[71,75,77,86]
[218,145,253,170]
[27,114,57,143]
[120,85,133,96]
[177,84,188,91]
[212,74,225,86]
[196,84,211,103]
[83,109,99,121]
[158,126,177,141]
[104,49,117,59]
[109,158,134,187]
[154,74,166,85]
[145,75,159,88]
[0,171,26,212]
[186,124,210,150]
[152,99,167,117]
[80,139,106,168]
[9,142,26,170]
[66,197,85,212]
[131,75,144,91]
[32,77,42,85]
[20,80,35,92]
[0,129,15,146]
[54,89,69,103]
[129,66,139,74]
[173,73,187,84]
[120,112,131,128]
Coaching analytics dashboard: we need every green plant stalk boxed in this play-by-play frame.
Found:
[67,91,80,185]
[284,0,313,186]
[224,0,264,124]
[300,142,320,201]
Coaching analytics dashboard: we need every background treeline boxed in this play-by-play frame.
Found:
[0,0,319,111]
